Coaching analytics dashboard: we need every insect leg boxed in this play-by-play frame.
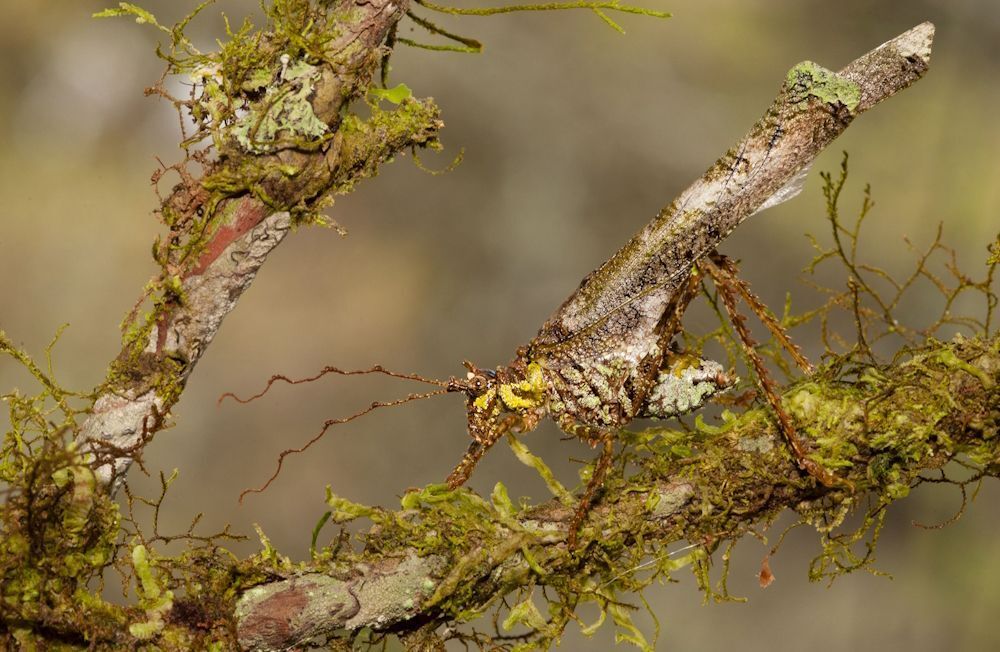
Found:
[555,415,616,549]
[571,433,615,549]
[445,413,521,488]
[656,267,703,353]
[707,252,813,374]
[621,268,705,415]
[700,255,843,489]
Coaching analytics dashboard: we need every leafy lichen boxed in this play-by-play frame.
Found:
[231,58,331,154]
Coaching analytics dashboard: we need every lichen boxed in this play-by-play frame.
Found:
[231,58,330,153]
[645,358,733,417]
[785,60,861,112]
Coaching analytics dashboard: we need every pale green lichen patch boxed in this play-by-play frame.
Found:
[232,58,330,153]
[645,358,732,418]
[736,434,774,454]
[785,60,861,112]
[345,551,446,629]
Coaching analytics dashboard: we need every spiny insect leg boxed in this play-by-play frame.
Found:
[569,434,614,550]
[707,252,813,374]
[445,413,521,489]
[614,269,704,417]
[557,414,616,549]
[656,266,703,354]
[700,256,842,489]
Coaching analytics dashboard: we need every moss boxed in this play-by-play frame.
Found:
[129,544,175,639]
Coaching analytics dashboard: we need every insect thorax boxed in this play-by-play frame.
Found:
[471,361,548,415]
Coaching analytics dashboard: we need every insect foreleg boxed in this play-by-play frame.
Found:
[571,434,615,550]
[446,412,527,489]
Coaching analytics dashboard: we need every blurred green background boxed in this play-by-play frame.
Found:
[1,1,999,649]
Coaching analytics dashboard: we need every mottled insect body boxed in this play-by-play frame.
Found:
[538,346,730,428]
[442,55,891,533]
[446,335,734,489]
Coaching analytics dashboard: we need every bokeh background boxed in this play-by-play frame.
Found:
[2,1,999,649]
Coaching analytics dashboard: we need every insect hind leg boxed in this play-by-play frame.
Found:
[699,254,844,489]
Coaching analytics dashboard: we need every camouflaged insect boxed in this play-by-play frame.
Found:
[440,52,908,516]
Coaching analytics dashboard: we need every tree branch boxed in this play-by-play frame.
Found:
[234,334,998,650]
[75,0,442,492]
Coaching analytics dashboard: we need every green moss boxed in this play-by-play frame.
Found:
[129,544,174,639]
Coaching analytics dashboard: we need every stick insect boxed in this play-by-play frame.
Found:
[228,24,933,547]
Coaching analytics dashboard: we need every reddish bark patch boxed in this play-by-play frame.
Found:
[188,198,269,277]
[236,584,310,646]
[155,311,169,354]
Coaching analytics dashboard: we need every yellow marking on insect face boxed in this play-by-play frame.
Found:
[473,387,497,411]
[498,362,546,410]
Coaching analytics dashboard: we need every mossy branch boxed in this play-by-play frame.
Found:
[233,335,1000,650]
[402,0,671,50]
[77,0,443,492]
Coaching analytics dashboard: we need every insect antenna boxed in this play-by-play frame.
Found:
[238,386,450,503]
[218,364,451,405]
[220,364,457,501]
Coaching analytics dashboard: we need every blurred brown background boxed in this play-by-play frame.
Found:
[1,1,998,650]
